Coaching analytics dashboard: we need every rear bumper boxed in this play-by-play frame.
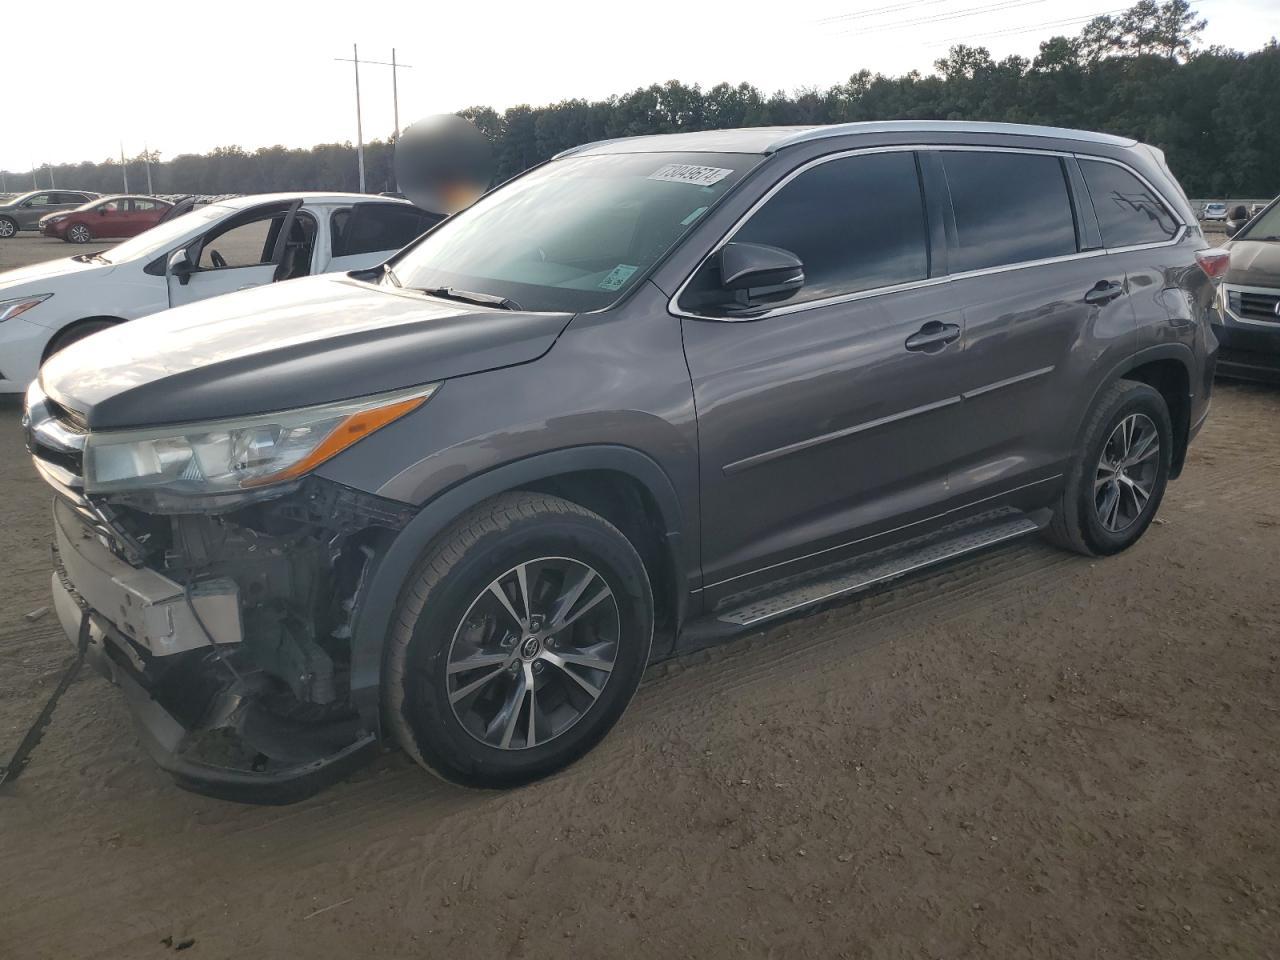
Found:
[50,499,380,804]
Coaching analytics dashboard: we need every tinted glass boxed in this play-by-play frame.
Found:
[943,151,1076,272]
[1080,159,1178,247]
[333,203,440,257]
[729,151,928,303]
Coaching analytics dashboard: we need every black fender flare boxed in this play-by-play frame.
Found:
[348,445,688,733]
[1075,342,1198,472]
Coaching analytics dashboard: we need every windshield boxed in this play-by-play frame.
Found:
[101,204,228,262]
[1238,201,1280,241]
[390,152,757,312]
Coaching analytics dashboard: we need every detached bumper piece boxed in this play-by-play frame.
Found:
[51,499,379,804]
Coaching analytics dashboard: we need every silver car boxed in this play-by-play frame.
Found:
[0,189,100,237]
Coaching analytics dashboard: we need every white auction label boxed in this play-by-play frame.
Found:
[647,164,733,187]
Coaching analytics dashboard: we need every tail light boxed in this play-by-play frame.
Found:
[1194,248,1231,281]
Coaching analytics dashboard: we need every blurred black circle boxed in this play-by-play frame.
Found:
[394,115,493,215]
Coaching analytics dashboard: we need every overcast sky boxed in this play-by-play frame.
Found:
[4,0,1276,173]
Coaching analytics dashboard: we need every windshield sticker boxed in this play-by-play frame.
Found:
[680,205,709,226]
[648,164,733,187]
[598,264,639,291]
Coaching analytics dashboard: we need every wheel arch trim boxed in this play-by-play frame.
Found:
[1081,343,1197,475]
[348,444,688,733]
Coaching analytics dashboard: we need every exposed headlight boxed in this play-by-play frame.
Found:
[44,215,67,225]
[0,293,53,323]
[83,383,438,496]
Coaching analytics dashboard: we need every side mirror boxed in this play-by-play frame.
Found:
[99,208,109,216]
[167,248,194,285]
[1225,221,1240,238]
[717,242,804,314]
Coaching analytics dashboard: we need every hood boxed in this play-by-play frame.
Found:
[41,274,574,430]
[0,255,110,293]
[1223,240,1280,287]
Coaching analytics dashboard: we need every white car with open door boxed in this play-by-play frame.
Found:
[0,193,440,394]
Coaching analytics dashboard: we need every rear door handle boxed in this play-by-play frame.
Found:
[1084,280,1124,305]
[905,321,962,353]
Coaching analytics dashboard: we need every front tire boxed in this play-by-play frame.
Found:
[0,217,16,239]
[385,492,653,788]
[1046,379,1172,557]
[66,222,93,244]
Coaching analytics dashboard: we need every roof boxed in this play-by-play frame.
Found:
[564,121,1138,158]
[216,191,409,209]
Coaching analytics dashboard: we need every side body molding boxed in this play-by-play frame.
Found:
[347,445,688,731]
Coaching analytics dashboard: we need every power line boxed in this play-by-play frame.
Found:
[818,0,954,25]
[927,0,1217,48]
[827,0,1050,37]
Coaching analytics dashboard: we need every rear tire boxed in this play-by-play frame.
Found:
[0,217,16,239]
[66,222,93,244]
[385,492,653,788]
[1046,379,1172,557]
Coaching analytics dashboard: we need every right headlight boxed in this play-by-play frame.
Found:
[0,293,53,323]
[83,383,439,496]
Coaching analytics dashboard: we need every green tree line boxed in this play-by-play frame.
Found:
[6,2,1277,199]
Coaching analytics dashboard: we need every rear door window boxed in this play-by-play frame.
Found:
[941,151,1077,272]
[331,203,441,257]
[1079,159,1179,247]
[727,151,929,304]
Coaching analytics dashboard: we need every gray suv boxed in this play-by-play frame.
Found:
[24,121,1218,802]
[0,189,100,236]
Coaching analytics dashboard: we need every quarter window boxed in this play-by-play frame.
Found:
[728,151,929,304]
[942,151,1077,272]
[1080,159,1178,247]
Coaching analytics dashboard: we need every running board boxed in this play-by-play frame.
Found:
[715,511,1042,628]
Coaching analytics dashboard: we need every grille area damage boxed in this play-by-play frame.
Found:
[52,476,414,801]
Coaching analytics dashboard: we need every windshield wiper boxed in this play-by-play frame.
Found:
[71,251,111,264]
[421,286,523,311]
[382,263,401,287]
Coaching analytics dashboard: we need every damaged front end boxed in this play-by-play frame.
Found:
[26,383,426,803]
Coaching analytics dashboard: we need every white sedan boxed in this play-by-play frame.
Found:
[0,192,440,394]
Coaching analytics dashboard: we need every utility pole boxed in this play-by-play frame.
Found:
[143,143,154,194]
[120,143,130,193]
[391,47,401,139]
[47,163,55,189]
[31,162,37,190]
[334,47,412,192]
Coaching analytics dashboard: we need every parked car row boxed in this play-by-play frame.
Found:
[0,189,101,237]
[15,120,1228,804]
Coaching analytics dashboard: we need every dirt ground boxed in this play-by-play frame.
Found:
[2,231,1279,959]
[0,235,122,272]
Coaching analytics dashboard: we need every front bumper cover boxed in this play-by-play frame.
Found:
[50,499,380,804]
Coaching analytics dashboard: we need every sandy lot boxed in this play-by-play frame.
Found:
[0,235,122,272]
[1,225,1277,959]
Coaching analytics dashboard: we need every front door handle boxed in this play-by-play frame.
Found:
[905,321,962,353]
[1084,280,1124,305]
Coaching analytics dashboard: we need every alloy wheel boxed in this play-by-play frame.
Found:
[0,219,14,238]
[446,557,620,751]
[1094,413,1160,533]
[68,224,91,243]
